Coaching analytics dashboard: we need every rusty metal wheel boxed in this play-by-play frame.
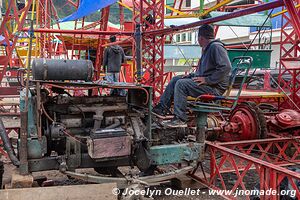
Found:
[229,102,267,140]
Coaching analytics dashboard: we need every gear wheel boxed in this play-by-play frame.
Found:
[229,102,267,140]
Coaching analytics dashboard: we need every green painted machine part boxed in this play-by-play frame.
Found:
[150,143,203,165]
[20,89,47,160]
[228,49,272,69]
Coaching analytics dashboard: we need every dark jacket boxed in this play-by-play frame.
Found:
[103,45,125,73]
[196,39,232,93]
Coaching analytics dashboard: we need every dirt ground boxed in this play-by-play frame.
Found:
[1,162,223,200]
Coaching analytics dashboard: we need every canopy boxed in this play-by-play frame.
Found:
[59,0,118,22]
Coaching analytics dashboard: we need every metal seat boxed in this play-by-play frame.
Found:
[188,56,254,113]
[188,56,253,144]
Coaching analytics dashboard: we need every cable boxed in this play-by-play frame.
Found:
[41,102,86,145]
[228,26,248,49]
[269,73,300,111]
[171,34,194,67]
[243,9,274,86]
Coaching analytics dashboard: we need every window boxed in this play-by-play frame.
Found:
[181,33,186,42]
[185,0,191,7]
[176,34,181,42]
[166,0,175,14]
[188,32,192,41]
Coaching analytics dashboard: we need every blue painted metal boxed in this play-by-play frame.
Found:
[150,143,203,165]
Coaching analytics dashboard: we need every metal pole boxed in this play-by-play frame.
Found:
[199,0,204,14]
[134,24,142,84]
[20,20,34,175]
[146,0,284,36]
[22,28,134,36]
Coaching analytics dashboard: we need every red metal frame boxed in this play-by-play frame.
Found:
[279,0,300,110]
[190,137,300,199]
[0,1,300,198]
[0,0,33,84]
[94,7,110,80]
[133,0,165,103]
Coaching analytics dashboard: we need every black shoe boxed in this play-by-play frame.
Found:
[152,103,167,116]
[163,117,187,128]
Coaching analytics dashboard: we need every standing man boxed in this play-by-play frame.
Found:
[153,24,232,127]
[103,35,126,95]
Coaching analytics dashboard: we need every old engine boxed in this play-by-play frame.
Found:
[15,59,202,176]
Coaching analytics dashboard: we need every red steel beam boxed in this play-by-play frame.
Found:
[283,0,300,38]
[22,28,134,36]
[146,0,284,36]
[206,141,300,179]
[217,136,300,146]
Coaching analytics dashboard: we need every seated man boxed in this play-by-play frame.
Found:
[153,24,232,127]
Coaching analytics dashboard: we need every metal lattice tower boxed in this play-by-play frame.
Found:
[133,0,165,103]
[279,0,300,110]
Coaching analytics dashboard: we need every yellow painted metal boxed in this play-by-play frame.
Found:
[165,13,198,19]
[271,3,300,18]
[201,0,233,17]
[13,1,31,34]
[165,5,185,15]
[24,0,36,67]
[15,0,39,61]
[165,0,234,19]
[117,1,133,12]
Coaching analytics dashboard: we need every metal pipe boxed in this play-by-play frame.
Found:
[20,20,34,175]
[225,4,257,9]
[146,0,284,36]
[22,28,134,36]
[0,118,20,166]
[134,24,142,83]
[105,119,121,129]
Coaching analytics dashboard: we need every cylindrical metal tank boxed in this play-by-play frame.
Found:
[32,59,94,81]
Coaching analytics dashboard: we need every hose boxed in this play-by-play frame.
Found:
[0,160,3,189]
[0,118,20,166]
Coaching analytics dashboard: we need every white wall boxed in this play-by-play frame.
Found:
[191,1,200,8]
[216,26,250,41]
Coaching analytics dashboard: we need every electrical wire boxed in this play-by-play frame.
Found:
[41,102,86,145]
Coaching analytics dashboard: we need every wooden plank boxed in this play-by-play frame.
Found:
[0,183,117,200]
[229,89,285,97]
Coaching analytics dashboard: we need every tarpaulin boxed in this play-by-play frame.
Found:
[59,0,118,22]
[0,35,12,46]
